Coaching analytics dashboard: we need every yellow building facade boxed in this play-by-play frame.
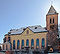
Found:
[2,25,48,51]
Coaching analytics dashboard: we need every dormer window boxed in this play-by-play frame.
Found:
[8,32,11,34]
[35,27,37,29]
[27,30,29,34]
[23,28,26,31]
[16,29,18,31]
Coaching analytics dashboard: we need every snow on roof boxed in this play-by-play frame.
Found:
[10,27,25,35]
[28,25,47,33]
[8,25,47,35]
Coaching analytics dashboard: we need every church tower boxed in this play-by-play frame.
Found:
[46,5,58,49]
[46,5,58,31]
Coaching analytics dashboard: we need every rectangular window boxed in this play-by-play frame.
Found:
[27,30,29,34]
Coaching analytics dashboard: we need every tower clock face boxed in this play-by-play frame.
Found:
[50,25,54,29]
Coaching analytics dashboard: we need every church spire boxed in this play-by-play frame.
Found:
[47,5,58,15]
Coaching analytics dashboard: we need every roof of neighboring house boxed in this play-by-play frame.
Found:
[6,25,47,35]
[47,5,58,15]
[58,24,60,31]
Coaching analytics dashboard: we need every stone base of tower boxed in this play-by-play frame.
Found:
[47,30,58,49]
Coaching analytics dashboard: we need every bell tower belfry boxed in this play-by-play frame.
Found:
[46,5,58,48]
[46,5,58,31]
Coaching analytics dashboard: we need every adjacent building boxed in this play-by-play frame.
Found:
[58,25,60,51]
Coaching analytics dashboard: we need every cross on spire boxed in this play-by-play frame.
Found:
[51,0,53,5]
[50,0,55,5]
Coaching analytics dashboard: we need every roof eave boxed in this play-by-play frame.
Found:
[46,13,58,16]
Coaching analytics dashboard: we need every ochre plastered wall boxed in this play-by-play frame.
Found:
[4,28,47,50]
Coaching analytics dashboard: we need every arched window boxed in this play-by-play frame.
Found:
[26,39,29,46]
[17,40,20,49]
[31,39,34,47]
[42,38,45,48]
[36,39,39,46]
[13,40,15,49]
[50,18,51,24]
[53,18,54,23]
[22,40,24,47]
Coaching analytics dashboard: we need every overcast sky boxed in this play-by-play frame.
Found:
[0,0,60,43]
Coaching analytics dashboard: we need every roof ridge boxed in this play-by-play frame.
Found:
[10,25,42,31]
